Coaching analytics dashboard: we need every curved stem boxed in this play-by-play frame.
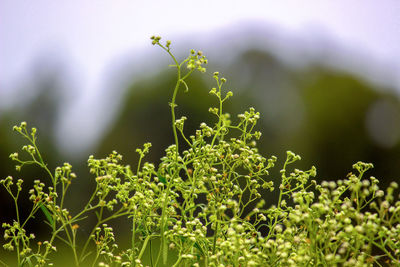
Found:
[210,83,224,148]
[137,235,152,260]
[171,74,181,158]
[156,42,181,160]
[156,42,183,266]
[172,255,183,267]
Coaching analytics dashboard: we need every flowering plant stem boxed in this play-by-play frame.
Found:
[1,36,399,267]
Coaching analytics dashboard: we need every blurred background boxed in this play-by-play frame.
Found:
[1,1,400,265]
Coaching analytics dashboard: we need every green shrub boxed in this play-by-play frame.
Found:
[1,36,399,267]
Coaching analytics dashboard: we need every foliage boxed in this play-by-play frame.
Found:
[1,37,400,267]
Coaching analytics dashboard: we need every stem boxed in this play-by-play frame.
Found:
[156,41,181,160]
[22,128,55,183]
[16,242,20,267]
[0,259,8,267]
[149,239,154,267]
[171,68,181,159]
[79,208,131,262]
[371,240,398,263]
[91,250,101,267]
[158,172,176,265]
[14,198,20,224]
[172,255,183,267]
[212,218,219,255]
[210,80,224,147]
[137,235,152,260]
[155,42,183,266]
[72,230,79,267]
[131,213,136,267]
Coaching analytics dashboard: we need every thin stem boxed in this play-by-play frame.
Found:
[79,207,131,262]
[149,238,153,267]
[171,68,182,158]
[156,41,181,159]
[157,171,177,265]
[210,84,223,148]
[137,235,152,260]
[0,259,8,267]
[13,197,20,224]
[72,230,79,267]
[131,213,136,267]
[15,242,20,267]
[155,41,185,266]
[212,214,220,255]
[172,255,183,267]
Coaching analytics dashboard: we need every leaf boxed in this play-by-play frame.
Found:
[193,241,205,261]
[39,204,54,228]
[157,171,167,184]
[178,235,204,258]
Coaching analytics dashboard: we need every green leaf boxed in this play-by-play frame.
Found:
[39,204,54,228]
[193,241,205,259]
[157,171,167,184]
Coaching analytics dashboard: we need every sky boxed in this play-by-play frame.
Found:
[1,0,400,155]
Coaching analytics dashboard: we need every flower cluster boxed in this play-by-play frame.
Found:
[0,38,399,267]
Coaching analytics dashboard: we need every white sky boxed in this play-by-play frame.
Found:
[1,0,400,155]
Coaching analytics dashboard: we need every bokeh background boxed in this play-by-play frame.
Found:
[1,1,400,265]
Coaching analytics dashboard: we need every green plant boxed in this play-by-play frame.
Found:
[1,36,400,267]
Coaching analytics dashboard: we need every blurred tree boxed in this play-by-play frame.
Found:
[97,48,400,191]
[1,43,400,259]
[0,67,66,235]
